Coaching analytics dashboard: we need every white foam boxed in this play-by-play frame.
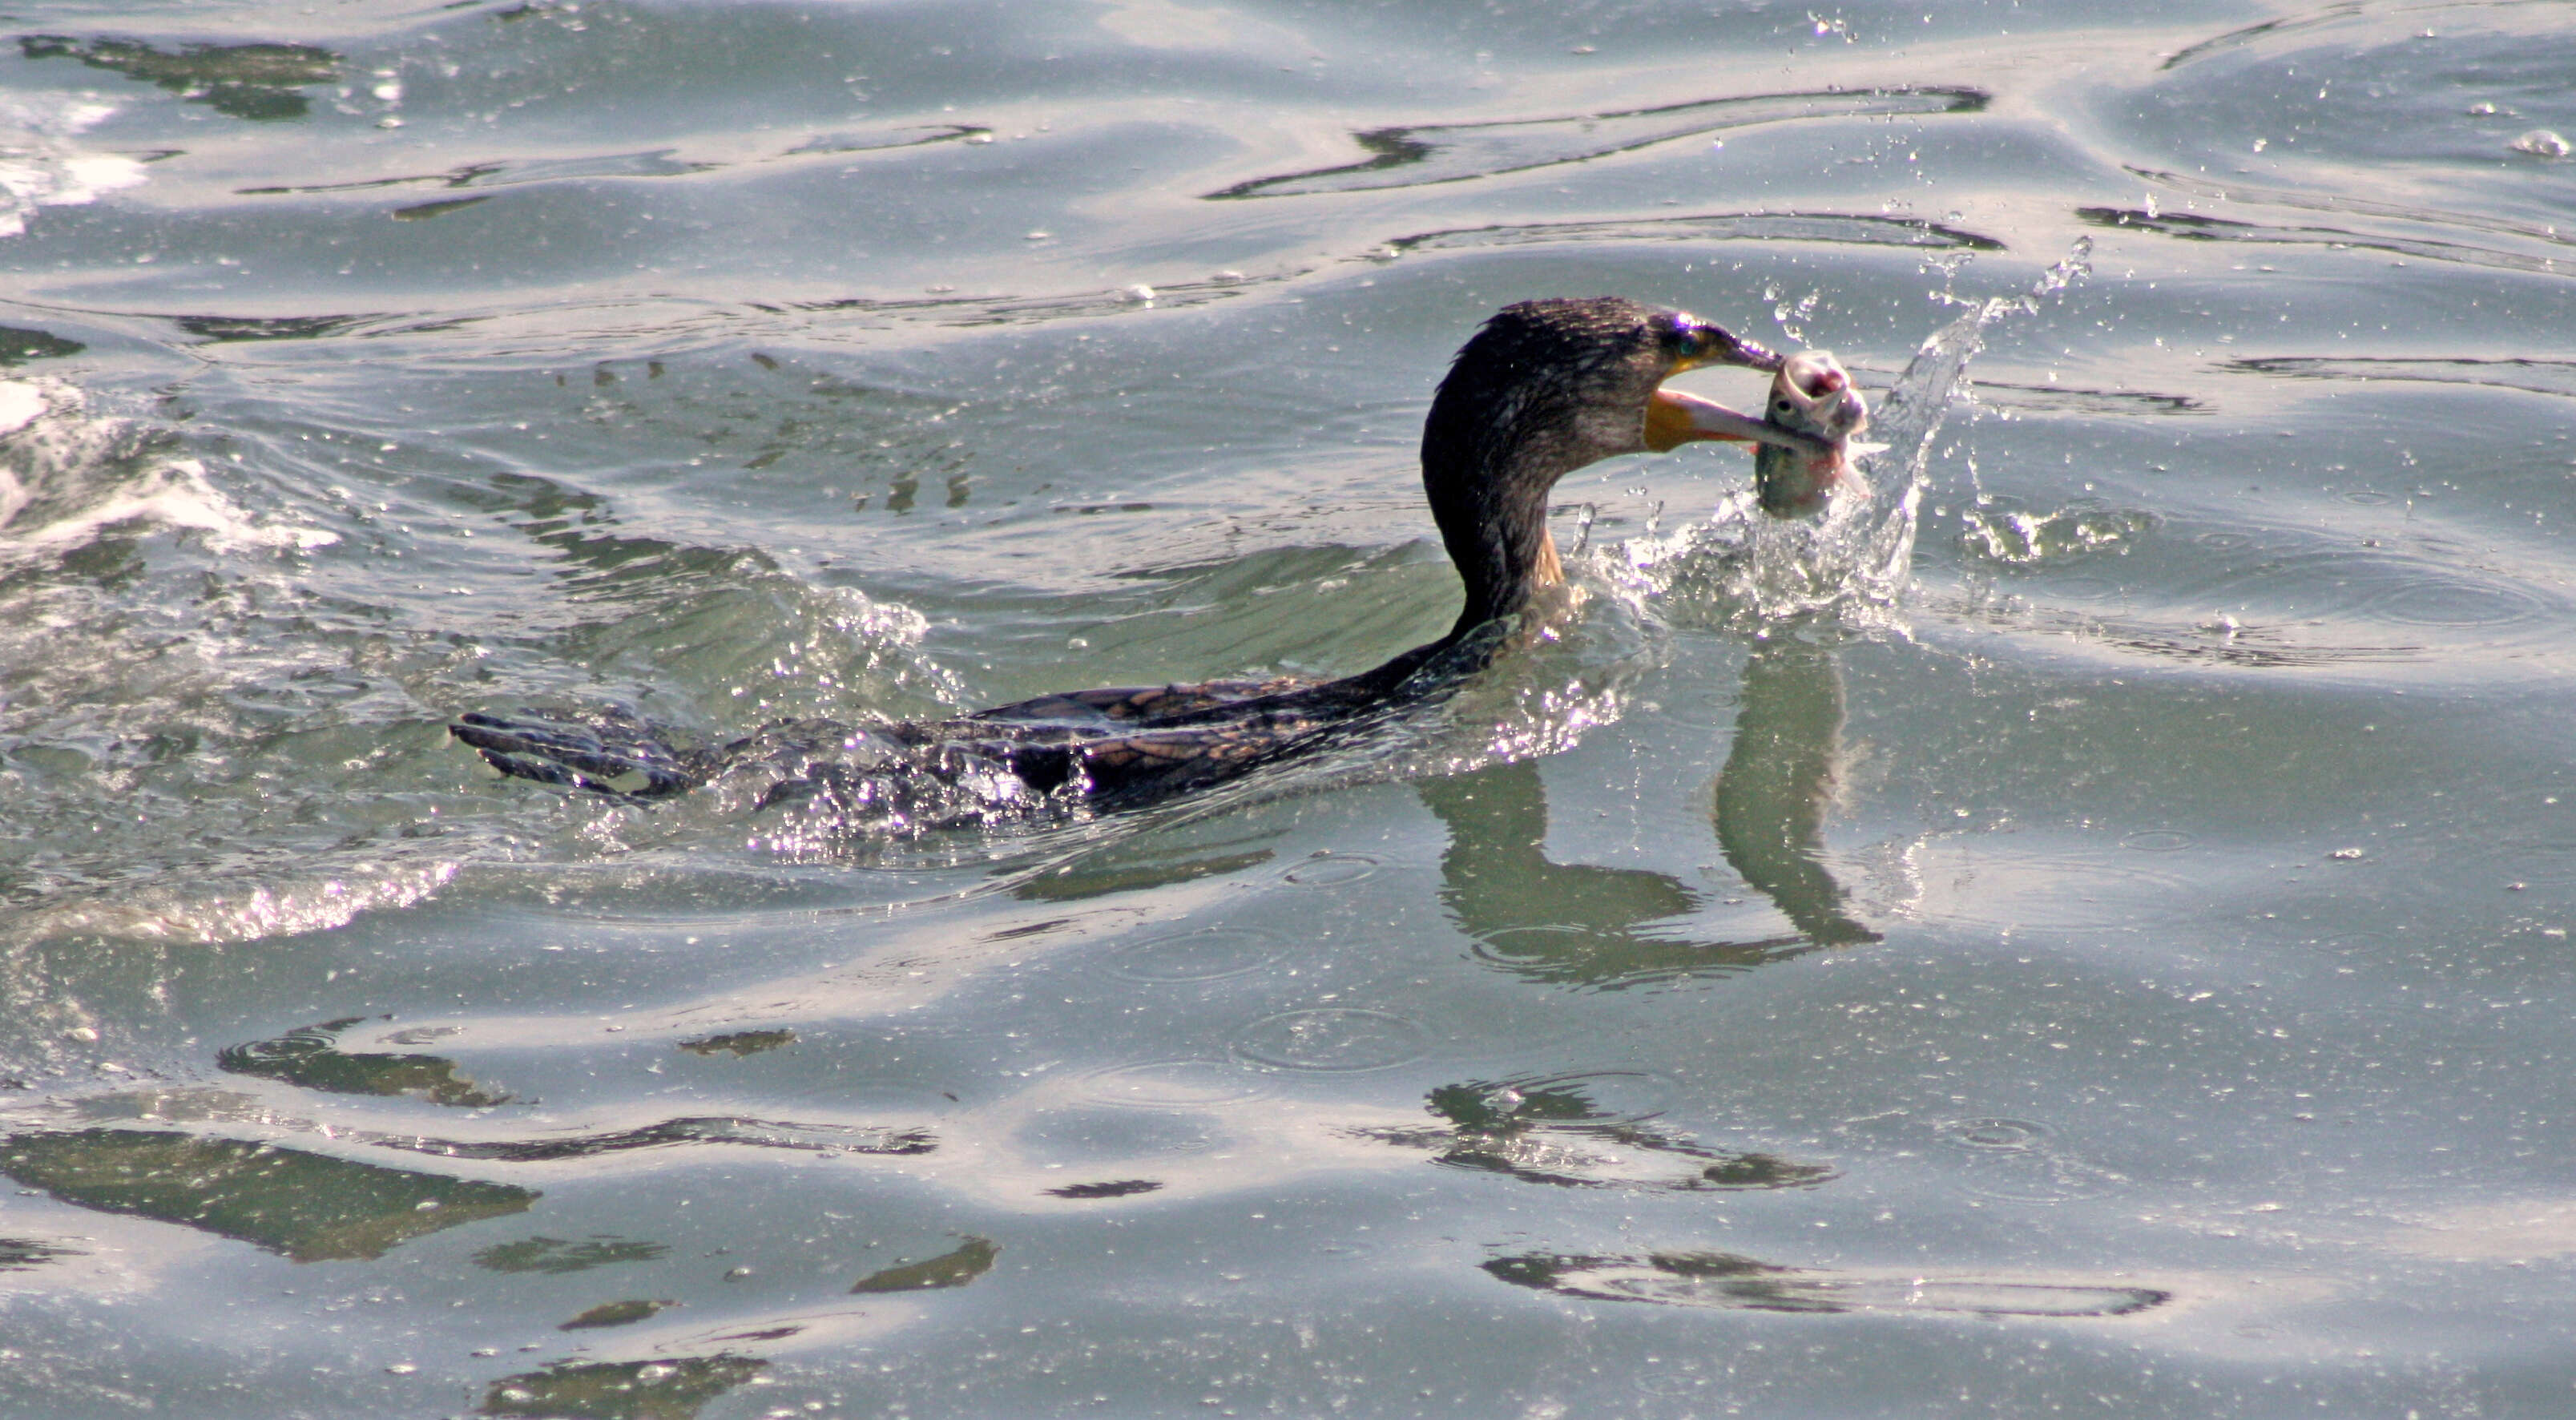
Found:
[0,379,46,525]
[0,98,147,238]
[1,454,337,555]
[0,377,340,555]
[0,378,47,437]
[0,377,87,531]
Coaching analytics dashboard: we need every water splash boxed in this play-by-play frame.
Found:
[1960,502,2156,567]
[722,730,1088,861]
[1611,239,2094,629]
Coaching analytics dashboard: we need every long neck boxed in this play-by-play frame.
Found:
[1421,397,1585,643]
[1300,426,1578,712]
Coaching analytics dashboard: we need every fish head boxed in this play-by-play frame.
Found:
[1766,351,1867,443]
[1751,351,1869,518]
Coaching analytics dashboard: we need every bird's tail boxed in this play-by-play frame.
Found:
[449,708,707,802]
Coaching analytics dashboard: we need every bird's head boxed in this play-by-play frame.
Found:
[1420,297,1813,630]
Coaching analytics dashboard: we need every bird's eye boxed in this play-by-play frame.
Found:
[1774,397,1795,411]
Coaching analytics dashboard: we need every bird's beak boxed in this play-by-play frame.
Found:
[1645,386,1835,454]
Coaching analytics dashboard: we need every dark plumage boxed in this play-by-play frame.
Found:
[453,297,1824,817]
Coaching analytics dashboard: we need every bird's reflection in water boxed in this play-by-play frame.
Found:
[1421,633,1873,991]
[1711,635,1879,949]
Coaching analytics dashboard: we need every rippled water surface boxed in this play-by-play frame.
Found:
[5,1,2576,1415]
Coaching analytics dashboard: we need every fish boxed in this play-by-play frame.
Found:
[1643,346,1873,518]
[1752,350,1869,518]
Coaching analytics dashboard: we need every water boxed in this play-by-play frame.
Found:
[4,2,2576,1415]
